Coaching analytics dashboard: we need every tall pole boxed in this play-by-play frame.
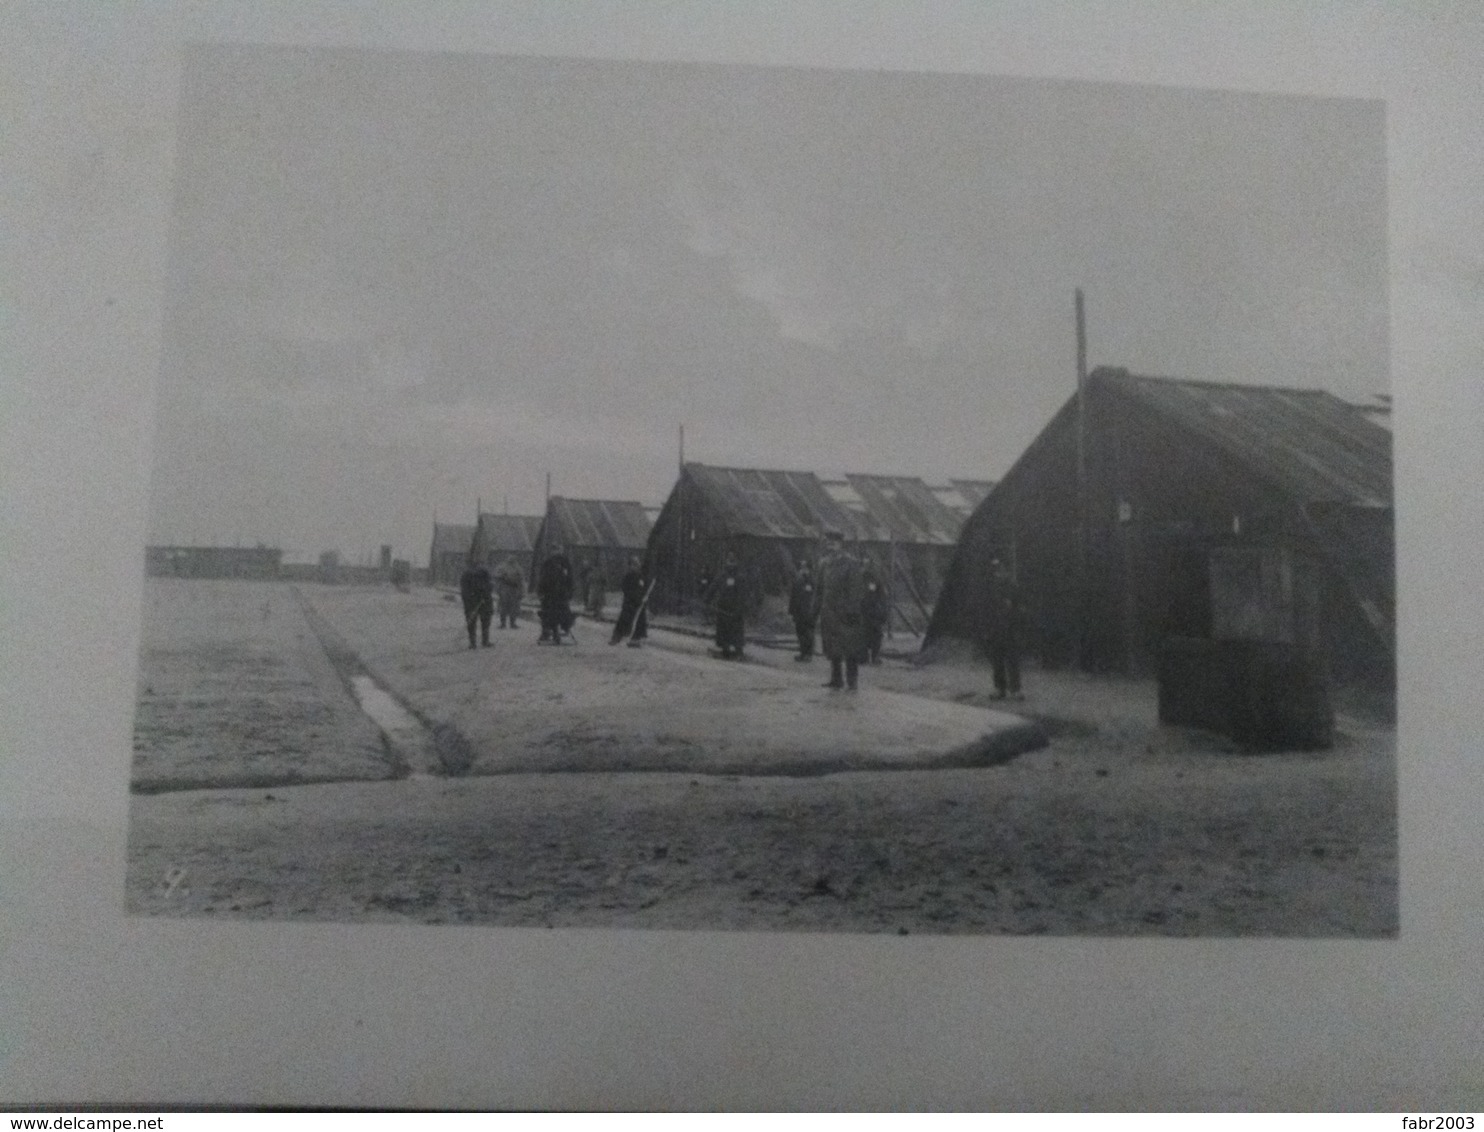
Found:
[545,472,551,501]
[676,425,686,612]
[1074,288,1089,672]
[1115,417,1137,674]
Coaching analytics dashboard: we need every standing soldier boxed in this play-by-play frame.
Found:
[788,561,818,661]
[695,564,714,624]
[983,557,1024,700]
[536,543,575,644]
[459,557,494,649]
[816,530,870,690]
[712,555,746,660]
[860,563,890,667]
[494,555,525,630]
[574,558,590,610]
[610,556,651,647]
[581,558,607,617]
[861,562,891,665]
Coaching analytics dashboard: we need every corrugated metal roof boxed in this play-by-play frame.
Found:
[475,513,543,554]
[429,522,476,557]
[947,479,995,512]
[545,497,653,550]
[684,464,993,545]
[1101,370,1392,507]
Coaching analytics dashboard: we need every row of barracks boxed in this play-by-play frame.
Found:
[427,366,1394,712]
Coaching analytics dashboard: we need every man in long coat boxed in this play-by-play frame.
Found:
[712,556,746,660]
[494,555,525,629]
[982,557,1024,700]
[536,544,575,644]
[861,563,891,665]
[695,566,714,624]
[815,530,870,690]
[610,556,650,647]
[788,562,817,661]
[459,558,494,649]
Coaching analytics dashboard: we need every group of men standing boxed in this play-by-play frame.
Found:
[457,555,527,648]
[460,545,651,649]
[788,537,1022,697]
[458,536,1023,701]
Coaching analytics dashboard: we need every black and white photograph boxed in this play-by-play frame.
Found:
[7,2,1482,1112]
[126,44,1396,937]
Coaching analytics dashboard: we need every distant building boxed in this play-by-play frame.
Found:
[278,562,323,583]
[145,545,282,580]
[470,512,544,579]
[644,463,992,630]
[531,496,653,591]
[427,522,476,587]
[926,367,1394,693]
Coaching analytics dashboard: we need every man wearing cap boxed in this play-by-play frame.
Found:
[983,557,1024,700]
[815,530,870,690]
[788,561,818,661]
[536,542,575,644]
[610,555,650,647]
[712,554,746,660]
[494,555,525,630]
[861,561,891,665]
[459,557,494,649]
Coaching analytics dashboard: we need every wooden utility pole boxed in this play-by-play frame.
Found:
[676,425,686,613]
[1074,288,1090,672]
[1114,419,1137,675]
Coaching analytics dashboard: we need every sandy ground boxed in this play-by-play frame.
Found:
[130,579,394,791]
[298,584,1042,776]
[125,580,1397,936]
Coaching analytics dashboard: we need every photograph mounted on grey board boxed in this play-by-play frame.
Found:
[127,44,1395,936]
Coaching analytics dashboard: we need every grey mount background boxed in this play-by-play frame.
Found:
[3,1,1481,1111]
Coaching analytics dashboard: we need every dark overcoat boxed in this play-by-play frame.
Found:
[459,564,493,613]
[816,550,870,661]
[862,571,890,630]
[980,574,1024,654]
[788,572,817,624]
[713,569,746,650]
[538,554,574,606]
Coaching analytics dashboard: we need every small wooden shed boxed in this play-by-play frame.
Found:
[531,496,654,590]
[471,512,544,578]
[426,522,476,587]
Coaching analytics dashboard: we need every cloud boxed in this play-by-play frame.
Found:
[668,164,843,350]
[180,371,677,468]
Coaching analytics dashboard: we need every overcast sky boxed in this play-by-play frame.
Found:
[147,45,1388,563]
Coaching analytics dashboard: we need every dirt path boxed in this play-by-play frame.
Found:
[125,580,1398,936]
[126,747,1396,935]
[294,584,1045,776]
